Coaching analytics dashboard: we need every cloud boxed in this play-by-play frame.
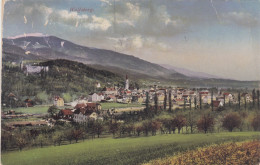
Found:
[222,12,258,27]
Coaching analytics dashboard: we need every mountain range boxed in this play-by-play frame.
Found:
[2,34,259,88]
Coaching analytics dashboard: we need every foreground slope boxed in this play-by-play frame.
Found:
[2,132,259,165]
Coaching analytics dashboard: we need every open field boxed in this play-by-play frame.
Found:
[2,132,259,165]
[2,106,50,114]
[100,102,144,110]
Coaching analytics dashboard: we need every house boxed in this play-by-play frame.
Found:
[102,87,117,95]
[73,112,88,123]
[95,82,101,88]
[88,93,103,102]
[58,109,73,119]
[54,96,64,107]
[24,99,34,107]
[137,96,144,104]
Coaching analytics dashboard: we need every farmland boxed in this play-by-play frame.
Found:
[1,132,259,165]
[145,140,260,165]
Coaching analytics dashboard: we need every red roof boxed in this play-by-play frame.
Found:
[61,110,73,115]
[223,93,230,96]
[176,99,184,102]
[75,103,87,109]
[199,92,208,95]
[87,103,100,107]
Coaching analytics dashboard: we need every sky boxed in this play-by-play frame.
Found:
[2,0,260,81]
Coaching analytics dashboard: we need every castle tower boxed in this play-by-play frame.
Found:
[125,75,129,90]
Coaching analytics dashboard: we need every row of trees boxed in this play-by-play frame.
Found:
[145,89,260,114]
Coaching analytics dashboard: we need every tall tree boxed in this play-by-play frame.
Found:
[238,92,241,110]
[211,90,213,111]
[145,92,149,115]
[257,90,260,110]
[154,93,158,114]
[199,93,202,110]
[168,90,172,112]
[184,99,186,110]
[223,94,226,107]
[189,97,192,110]
[252,89,256,108]
[194,96,197,109]
[244,95,247,110]
[163,90,167,110]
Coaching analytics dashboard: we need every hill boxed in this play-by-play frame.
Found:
[1,132,258,165]
[1,59,125,105]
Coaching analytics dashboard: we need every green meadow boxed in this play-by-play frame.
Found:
[100,102,144,110]
[2,132,259,165]
[2,106,50,114]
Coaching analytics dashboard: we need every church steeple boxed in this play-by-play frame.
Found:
[125,74,129,90]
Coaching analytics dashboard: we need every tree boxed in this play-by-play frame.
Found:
[135,125,143,136]
[94,121,104,138]
[150,121,161,135]
[142,121,150,136]
[173,115,186,134]
[36,134,46,148]
[252,89,256,108]
[189,98,191,110]
[15,135,27,151]
[72,129,84,143]
[251,114,260,131]
[36,91,49,104]
[168,90,172,112]
[257,90,260,110]
[109,122,120,137]
[223,94,226,107]
[244,95,247,110]
[197,114,214,133]
[211,90,213,111]
[199,94,202,110]
[125,124,134,136]
[145,92,149,115]
[187,112,197,134]
[53,132,63,146]
[164,90,167,110]
[62,92,72,103]
[48,105,58,117]
[65,129,74,144]
[222,112,241,132]
[194,96,197,109]
[154,93,158,114]
[238,92,241,110]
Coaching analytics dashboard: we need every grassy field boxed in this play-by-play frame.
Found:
[101,102,144,110]
[2,106,50,114]
[2,132,259,165]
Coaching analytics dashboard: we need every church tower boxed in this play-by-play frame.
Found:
[125,75,129,90]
